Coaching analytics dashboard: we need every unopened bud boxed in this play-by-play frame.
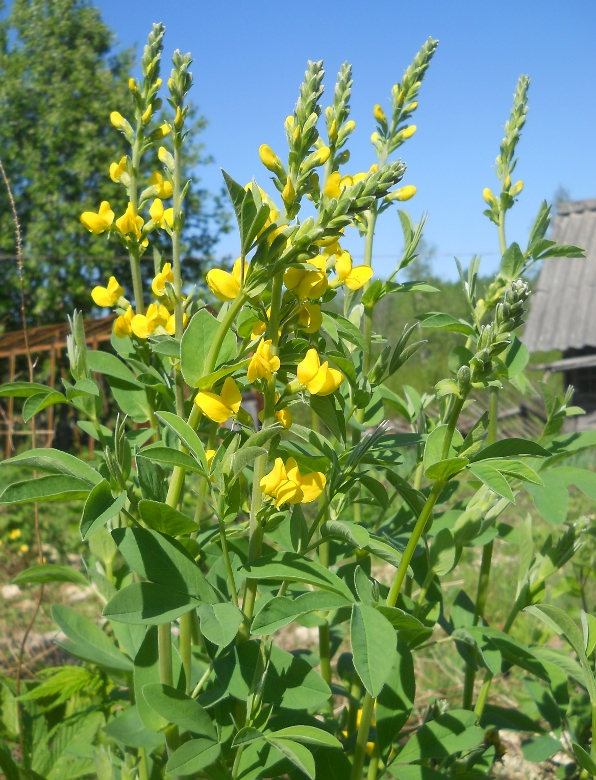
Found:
[128,78,137,92]
[483,188,496,206]
[110,111,127,130]
[344,120,356,134]
[400,125,417,139]
[457,365,471,395]
[174,106,183,128]
[373,104,387,123]
[328,119,338,143]
[282,177,296,204]
[405,101,418,111]
[510,180,524,197]
[259,144,282,173]
[155,78,162,89]
[312,146,330,166]
[141,105,152,124]
[388,185,417,202]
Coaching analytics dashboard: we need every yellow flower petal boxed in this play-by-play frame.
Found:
[206,269,240,302]
[131,314,152,339]
[306,363,332,395]
[276,408,292,429]
[194,392,234,424]
[283,267,305,291]
[315,367,344,396]
[299,471,326,503]
[335,251,353,281]
[261,458,287,496]
[274,479,303,506]
[345,265,374,291]
[220,377,242,414]
[297,349,321,385]
[206,449,216,468]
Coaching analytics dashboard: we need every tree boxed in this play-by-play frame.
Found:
[0,0,227,328]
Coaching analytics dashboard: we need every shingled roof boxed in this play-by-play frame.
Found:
[523,199,596,352]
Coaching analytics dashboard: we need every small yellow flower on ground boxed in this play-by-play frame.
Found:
[297,303,323,333]
[92,276,124,308]
[260,457,326,507]
[152,262,175,297]
[148,171,173,199]
[110,156,128,182]
[80,201,114,234]
[194,377,242,424]
[297,349,344,396]
[206,258,248,302]
[9,528,21,540]
[131,303,169,339]
[248,339,280,382]
[116,203,144,238]
[114,306,134,338]
[334,251,373,290]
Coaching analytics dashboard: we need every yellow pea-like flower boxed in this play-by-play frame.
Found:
[283,256,328,300]
[259,144,282,172]
[251,320,267,339]
[206,449,216,469]
[373,104,387,123]
[110,156,128,183]
[297,303,323,334]
[149,198,174,230]
[323,171,342,199]
[297,348,344,396]
[114,306,134,338]
[206,257,248,302]
[165,311,188,336]
[282,177,295,204]
[148,171,173,199]
[116,203,144,238]
[80,201,115,234]
[152,263,175,297]
[92,276,124,308]
[400,125,417,139]
[130,303,169,339]
[276,407,292,429]
[247,339,280,383]
[260,456,325,507]
[483,187,496,205]
[510,180,524,197]
[312,146,330,166]
[390,185,417,202]
[194,377,242,424]
[334,251,374,291]
[110,111,127,130]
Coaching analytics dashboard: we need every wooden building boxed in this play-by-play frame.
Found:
[523,199,596,428]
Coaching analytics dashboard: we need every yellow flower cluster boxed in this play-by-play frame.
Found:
[261,456,326,507]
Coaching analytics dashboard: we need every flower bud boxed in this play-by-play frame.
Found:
[405,101,418,111]
[110,111,127,130]
[510,180,524,197]
[158,146,175,171]
[282,177,296,204]
[373,104,387,123]
[174,106,183,129]
[259,144,282,173]
[141,105,152,124]
[370,132,380,144]
[457,365,471,395]
[312,146,330,166]
[328,119,338,143]
[388,185,417,202]
[400,125,417,139]
[483,188,496,206]
[128,78,137,92]
[343,120,356,135]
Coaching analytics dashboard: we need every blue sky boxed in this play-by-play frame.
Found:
[96,0,596,280]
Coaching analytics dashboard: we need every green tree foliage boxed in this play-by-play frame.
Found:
[0,0,227,328]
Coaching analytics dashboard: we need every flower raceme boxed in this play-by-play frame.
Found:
[260,457,326,507]
[194,377,242,424]
[91,276,124,308]
[247,339,280,382]
[297,348,344,396]
[207,258,248,302]
[80,201,114,234]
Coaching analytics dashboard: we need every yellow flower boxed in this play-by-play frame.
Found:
[165,312,188,335]
[282,177,295,204]
[110,111,127,130]
[334,251,373,291]
[19,544,29,553]
[149,198,174,230]
[206,258,248,302]
[110,156,128,183]
[259,144,282,172]
[251,320,267,339]
[152,262,175,297]
[283,255,328,300]
[247,339,280,383]
[194,377,242,424]
[206,449,216,469]
[373,104,387,123]
[400,125,417,139]
[114,306,134,338]
[344,120,356,134]
[483,187,496,205]
[389,185,417,202]
[148,171,173,199]
[323,171,342,199]
[116,203,144,238]
[80,201,115,234]
[131,303,169,339]
[510,180,524,196]
[9,528,21,540]
[260,457,326,507]
[312,146,330,166]
[92,276,124,308]
[297,303,322,333]
[297,349,344,396]
[276,407,292,429]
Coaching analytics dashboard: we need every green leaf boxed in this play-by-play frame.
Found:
[521,734,561,763]
[351,603,397,697]
[23,391,68,422]
[197,357,251,390]
[572,742,596,775]
[359,474,389,509]
[425,457,469,482]
[111,528,218,603]
[0,474,91,505]
[525,470,569,525]
[135,626,168,732]
[230,446,267,480]
[12,564,87,587]
[325,311,367,350]
[232,726,264,747]
[396,710,483,763]
[143,684,216,738]
[251,592,350,635]
[138,499,199,535]
[52,604,133,672]
[377,644,415,758]
[504,336,529,378]
[269,725,341,748]
[0,381,56,397]
[487,458,542,485]
[87,350,140,385]
[471,438,550,461]
[376,607,424,631]
[155,411,208,472]
[198,603,243,647]
[103,705,164,750]
[239,552,354,600]
[140,444,205,474]
[266,738,315,780]
[136,455,166,502]
[1,448,101,484]
[499,242,525,280]
[310,394,345,442]
[430,528,457,576]
[180,309,236,388]
[469,462,514,502]
[80,480,127,539]
[103,582,200,625]
[418,312,476,336]
[423,424,462,471]
[321,520,370,548]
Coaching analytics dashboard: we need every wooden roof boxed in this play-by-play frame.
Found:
[524,199,596,352]
[0,315,114,358]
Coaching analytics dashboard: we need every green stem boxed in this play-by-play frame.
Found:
[317,537,333,713]
[350,688,375,780]
[497,207,507,257]
[158,623,179,754]
[128,128,145,315]
[191,662,213,698]
[591,701,596,766]
[219,515,239,606]
[172,137,183,341]
[179,611,192,695]
[414,566,435,617]
[138,747,150,780]
[488,386,499,446]
[367,744,381,780]
[474,672,493,718]
[441,396,465,460]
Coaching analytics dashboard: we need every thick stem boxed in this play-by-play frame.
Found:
[179,611,192,696]
[591,701,596,766]
[367,744,381,780]
[219,515,239,606]
[350,690,375,780]
[158,623,179,754]
[488,386,499,446]
[138,748,150,780]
